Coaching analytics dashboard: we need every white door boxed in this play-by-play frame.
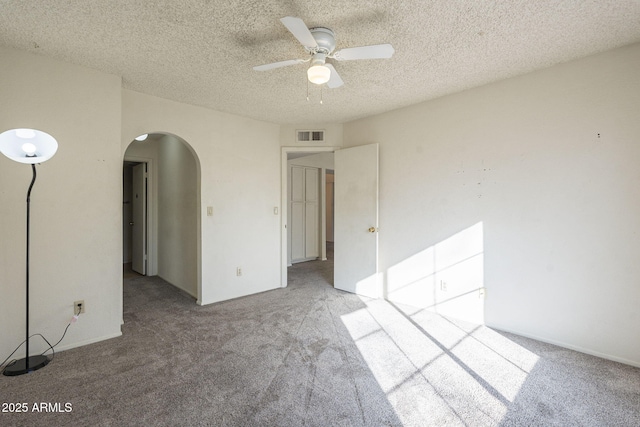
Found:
[132,163,146,275]
[289,165,320,263]
[334,144,379,298]
[290,166,305,262]
[304,167,320,259]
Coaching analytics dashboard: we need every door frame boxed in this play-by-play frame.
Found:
[281,146,337,287]
[124,156,157,276]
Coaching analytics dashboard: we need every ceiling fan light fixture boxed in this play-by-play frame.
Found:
[307,65,331,85]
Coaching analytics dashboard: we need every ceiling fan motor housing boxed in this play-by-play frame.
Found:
[309,27,336,55]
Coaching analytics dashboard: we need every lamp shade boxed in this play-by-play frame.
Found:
[307,65,331,85]
[0,129,58,164]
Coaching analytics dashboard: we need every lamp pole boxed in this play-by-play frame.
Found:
[25,164,36,372]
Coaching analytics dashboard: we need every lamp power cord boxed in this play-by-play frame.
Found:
[0,306,82,371]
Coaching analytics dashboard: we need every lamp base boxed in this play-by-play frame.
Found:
[2,355,50,376]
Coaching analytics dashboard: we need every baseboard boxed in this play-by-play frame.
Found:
[52,331,123,354]
[488,325,640,368]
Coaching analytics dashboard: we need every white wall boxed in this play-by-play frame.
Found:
[157,135,198,296]
[288,152,335,169]
[122,90,282,305]
[343,43,640,366]
[0,47,123,356]
[326,172,334,242]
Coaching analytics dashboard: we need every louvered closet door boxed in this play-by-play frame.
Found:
[289,165,320,263]
[290,166,305,262]
[304,168,319,259]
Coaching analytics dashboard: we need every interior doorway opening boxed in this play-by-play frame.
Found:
[281,144,380,297]
[122,132,202,302]
[282,147,337,288]
[123,160,148,278]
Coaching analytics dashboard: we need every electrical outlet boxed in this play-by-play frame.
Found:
[74,300,85,314]
[440,280,448,291]
[236,267,242,276]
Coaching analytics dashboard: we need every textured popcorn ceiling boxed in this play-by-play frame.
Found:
[2,1,640,125]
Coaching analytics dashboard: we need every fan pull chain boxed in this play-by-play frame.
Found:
[306,78,310,102]
[320,85,323,105]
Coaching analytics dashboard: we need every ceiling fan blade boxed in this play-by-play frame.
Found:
[333,44,395,61]
[325,64,344,88]
[253,59,305,71]
[280,16,318,49]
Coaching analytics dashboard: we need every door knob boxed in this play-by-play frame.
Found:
[368,227,377,233]
[129,222,134,226]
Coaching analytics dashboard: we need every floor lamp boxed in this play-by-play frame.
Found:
[0,128,58,376]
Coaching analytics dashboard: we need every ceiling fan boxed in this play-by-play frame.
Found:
[253,17,395,88]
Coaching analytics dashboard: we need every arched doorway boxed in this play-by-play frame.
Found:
[123,132,201,301]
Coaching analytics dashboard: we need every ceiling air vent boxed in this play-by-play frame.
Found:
[297,130,325,142]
